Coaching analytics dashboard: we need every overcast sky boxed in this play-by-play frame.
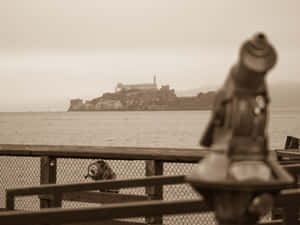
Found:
[0,1,300,111]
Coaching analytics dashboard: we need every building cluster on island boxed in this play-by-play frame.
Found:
[68,76,215,111]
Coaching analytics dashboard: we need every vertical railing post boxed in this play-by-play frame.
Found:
[283,205,299,225]
[145,160,163,225]
[40,156,61,208]
[5,191,15,210]
[282,195,300,225]
[284,136,300,187]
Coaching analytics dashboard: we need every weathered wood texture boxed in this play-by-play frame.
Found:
[5,175,185,210]
[1,144,299,163]
[63,191,148,204]
[0,144,208,162]
[0,198,297,225]
[40,156,61,208]
[0,199,207,225]
[63,219,146,225]
[4,173,300,225]
[145,160,163,224]
[5,194,14,211]
[282,164,300,174]
[7,175,185,196]
[258,221,284,225]
[277,150,300,160]
[2,143,300,225]
[280,189,300,225]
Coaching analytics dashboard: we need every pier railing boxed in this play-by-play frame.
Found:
[0,144,300,225]
[0,144,211,225]
[3,176,300,225]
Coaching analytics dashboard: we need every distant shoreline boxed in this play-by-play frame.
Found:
[0,109,213,113]
[2,106,300,114]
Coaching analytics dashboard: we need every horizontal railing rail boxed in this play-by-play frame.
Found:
[62,191,148,204]
[0,144,208,162]
[277,150,300,160]
[6,173,300,209]
[0,144,299,162]
[2,185,300,225]
[6,175,185,210]
[1,199,209,225]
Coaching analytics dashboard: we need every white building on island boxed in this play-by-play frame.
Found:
[115,76,157,92]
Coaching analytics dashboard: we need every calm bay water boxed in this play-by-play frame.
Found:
[0,109,300,149]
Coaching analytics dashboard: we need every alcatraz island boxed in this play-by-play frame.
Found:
[68,76,215,111]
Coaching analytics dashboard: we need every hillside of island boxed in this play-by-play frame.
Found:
[68,77,215,111]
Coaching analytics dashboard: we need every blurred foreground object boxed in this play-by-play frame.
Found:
[187,33,293,225]
[284,136,299,149]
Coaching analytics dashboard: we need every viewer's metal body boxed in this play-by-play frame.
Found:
[187,33,293,225]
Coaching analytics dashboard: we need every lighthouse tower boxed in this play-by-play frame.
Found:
[153,75,157,87]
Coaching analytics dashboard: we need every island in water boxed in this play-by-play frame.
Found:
[68,76,215,111]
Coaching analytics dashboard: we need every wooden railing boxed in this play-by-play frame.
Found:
[5,175,186,210]
[0,144,300,225]
[0,144,209,162]
[0,144,209,225]
[2,176,300,225]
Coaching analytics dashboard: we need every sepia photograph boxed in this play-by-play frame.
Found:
[0,1,299,225]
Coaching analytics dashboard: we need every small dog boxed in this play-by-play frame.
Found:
[84,160,119,193]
